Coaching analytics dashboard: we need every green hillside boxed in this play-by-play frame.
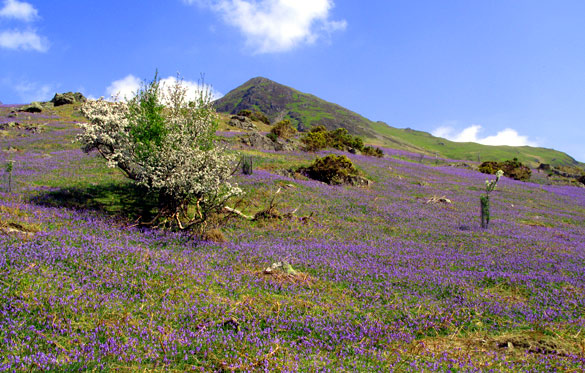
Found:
[369,122,580,167]
[215,77,581,168]
[213,77,379,137]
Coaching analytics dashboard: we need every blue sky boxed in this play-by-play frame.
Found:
[1,0,584,161]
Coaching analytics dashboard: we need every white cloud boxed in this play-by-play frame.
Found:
[0,1,48,52]
[0,0,38,22]
[186,0,346,53]
[106,75,142,101]
[432,124,538,147]
[13,80,53,102]
[106,74,223,102]
[0,29,48,51]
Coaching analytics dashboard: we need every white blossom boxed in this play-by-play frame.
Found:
[77,76,241,230]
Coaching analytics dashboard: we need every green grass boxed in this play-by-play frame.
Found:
[368,121,579,168]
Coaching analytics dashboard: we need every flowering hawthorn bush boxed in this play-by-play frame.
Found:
[78,75,241,231]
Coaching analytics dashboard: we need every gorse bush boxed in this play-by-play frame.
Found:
[303,154,359,185]
[270,119,297,139]
[237,109,270,124]
[479,158,531,181]
[78,73,242,232]
[362,145,384,158]
[300,126,329,151]
[300,126,380,156]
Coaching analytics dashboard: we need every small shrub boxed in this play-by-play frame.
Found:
[479,158,531,181]
[300,126,364,152]
[301,131,328,151]
[480,170,504,229]
[201,228,226,243]
[310,125,327,133]
[250,111,270,125]
[237,109,252,117]
[270,119,297,139]
[362,146,384,158]
[4,161,14,192]
[303,154,359,185]
[237,109,270,125]
[479,161,499,175]
[266,132,278,142]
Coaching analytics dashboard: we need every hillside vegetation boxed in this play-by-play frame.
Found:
[215,77,580,168]
[0,103,584,370]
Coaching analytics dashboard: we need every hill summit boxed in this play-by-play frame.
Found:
[213,77,377,137]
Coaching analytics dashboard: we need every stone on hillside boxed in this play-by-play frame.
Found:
[19,102,43,113]
[241,131,276,150]
[264,261,297,276]
[426,196,452,204]
[51,92,87,106]
[229,115,256,130]
[579,175,585,185]
[241,131,295,151]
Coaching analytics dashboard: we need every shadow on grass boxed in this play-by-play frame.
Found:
[30,182,159,222]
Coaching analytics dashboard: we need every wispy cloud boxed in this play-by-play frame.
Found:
[0,0,38,22]
[106,74,223,102]
[0,29,48,51]
[185,0,346,54]
[433,124,538,147]
[13,80,53,102]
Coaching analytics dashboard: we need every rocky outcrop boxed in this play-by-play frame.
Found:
[228,115,256,130]
[51,92,87,106]
[240,131,295,151]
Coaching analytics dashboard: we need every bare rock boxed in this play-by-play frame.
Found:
[229,115,257,130]
[51,92,87,106]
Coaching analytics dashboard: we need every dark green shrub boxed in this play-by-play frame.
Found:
[480,158,531,181]
[237,109,252,117]
[303,154,359,185]
[479,161,499,175]
[250,111,270,125]
[266,132,278,142]
[300,126,364,152]
[329,128,351,150]
[270,119,297,139]
[237,109,270,125]
[301,131,328,151]
[310,125,328,133]
[362,146,384,158]
[350,137,364,152]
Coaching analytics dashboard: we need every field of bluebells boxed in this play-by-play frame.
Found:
[1,104,585,371]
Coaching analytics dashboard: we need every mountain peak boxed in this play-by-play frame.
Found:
[214,77,376,136]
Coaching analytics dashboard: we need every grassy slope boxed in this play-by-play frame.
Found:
[369,121,580,168]
[215,77,581,168]
[1,105,585,370]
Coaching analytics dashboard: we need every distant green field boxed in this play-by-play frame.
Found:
[368,121,580,168]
